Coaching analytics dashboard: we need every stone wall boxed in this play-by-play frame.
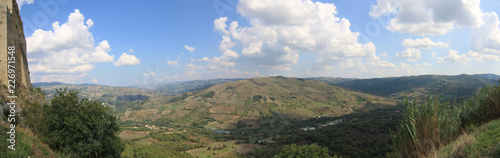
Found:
[0,0,31,88]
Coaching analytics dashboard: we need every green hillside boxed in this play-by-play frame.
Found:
[433,118,500,157]
[331,74,497,101]
[152,78,245,94]
[33,83,164,112]
[117,76,396,129]
[33,83,162,101]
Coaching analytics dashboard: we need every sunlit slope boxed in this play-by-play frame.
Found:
[119,76,396,129]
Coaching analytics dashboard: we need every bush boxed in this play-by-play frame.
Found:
[392,83,500,158]
[203,91,215,98]
[273,144,336,158]
[493,145,500,158]
[168,93,189,103]
[22,102,44,134]
[39,88,124,157]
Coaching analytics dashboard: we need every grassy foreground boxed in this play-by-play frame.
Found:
[391,82,500,157]
[430,118,500,157]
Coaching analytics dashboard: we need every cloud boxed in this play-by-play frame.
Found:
[184,45,195,52]
[92,79,98,83]
[467,51,500,62]
[142,72,156,77]
[438,49,469,64]
[26,9,115,83]
[16,0,34,10]
[219,36,239,58]
[167,60,181,67]
[114,53,141,66]
[432,52,437,58]
[214,17,229,34]
[402,37,449,49]
[80,40,114,63]
[395,48,422,62]
[471,12,500,55]
[210,0,385,77]
[370,0,483,35]
[192,57,210,62]
[129,49,135,53]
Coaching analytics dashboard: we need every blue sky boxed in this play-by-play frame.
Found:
[17,0,500,86]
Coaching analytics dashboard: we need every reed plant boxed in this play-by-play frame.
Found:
[392,83,500,157]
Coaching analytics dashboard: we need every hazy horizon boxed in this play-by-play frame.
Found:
[29,73,500,88]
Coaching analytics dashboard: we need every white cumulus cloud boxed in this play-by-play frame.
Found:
[211,0,388,77]
[402,37,449,49]
[438,49,469,64]
[467,51,500,62]
[16,0,34,10]
[395,48,422,62]
[184,45,195,52]
[370,0,483,36]
[26,9,115,83]
[167,60,181,67]
[471,12,500,55]
[114,53,141,66]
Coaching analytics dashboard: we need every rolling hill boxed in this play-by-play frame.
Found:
[117,76,396,129]
[474,73,500,81]
[134,78,245,94]
[33,82,162,100]
[330,74,497,101]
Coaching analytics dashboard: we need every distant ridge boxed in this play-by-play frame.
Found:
[33,82,103,87]
[32,82,64,87]
[473,73,500,81]
[332,74,497,101]
[146,78,246,94]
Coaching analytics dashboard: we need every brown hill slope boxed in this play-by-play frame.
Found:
[118,76,396,129]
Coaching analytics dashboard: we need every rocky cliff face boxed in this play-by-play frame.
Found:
[0,0,31,88]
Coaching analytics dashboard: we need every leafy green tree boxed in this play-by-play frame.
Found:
[273,144,336,158]
[39,88,124,157]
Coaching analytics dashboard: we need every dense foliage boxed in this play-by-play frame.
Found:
[392,82,500,157]
[247,105,404,158]
[335,74,496,101]
[116,95,149,101]
[38,88,124,157]
[273,144,336,158]
[121,143,191,158]
[167,92,189,103]
[202,91,215,98]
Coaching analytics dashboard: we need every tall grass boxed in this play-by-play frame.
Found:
[392,83,500,157]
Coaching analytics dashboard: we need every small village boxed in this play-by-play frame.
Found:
[299,119,344,131]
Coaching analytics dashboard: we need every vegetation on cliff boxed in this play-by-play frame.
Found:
[391,81,500,157]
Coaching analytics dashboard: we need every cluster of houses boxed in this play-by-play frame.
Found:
[133,124,158,129]
[299,119,344,131]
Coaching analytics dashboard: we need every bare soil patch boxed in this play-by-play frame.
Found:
[119,130,149,140]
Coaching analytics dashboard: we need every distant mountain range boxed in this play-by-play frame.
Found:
[473,73,500,81]
[33,74,499,129]
[34,73,498,98]
[33,82,160,102]
[331,74,498,101]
